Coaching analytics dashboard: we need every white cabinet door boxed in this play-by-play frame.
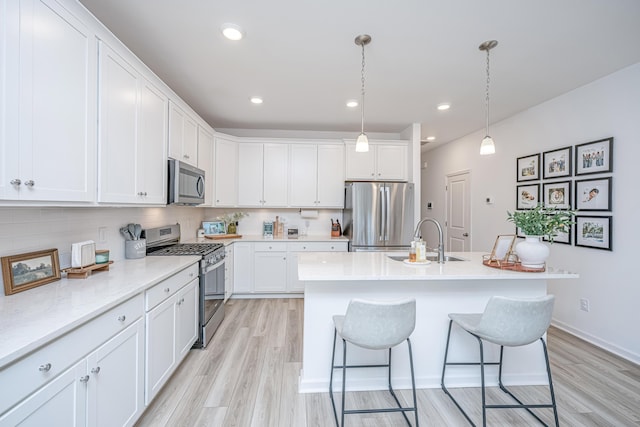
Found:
[224,245,234,302]
[97,43,138,203]
[254,252,287,292]
[289,144,318,206]
[232,242,254,293]
[86,320,144,427]
[144,295,176,404]
[345,142,408,181]
[237,143,264,207]
[168,101,198,166]
[286,251,304,292]
[1,0,96,202]
[214,136,237,207]
[198,126,215,206]
[137,79,168,204]
[0,360,87,427]
[345,143,376,180]
[376,144,408,181]
[262,143,289,206]
[175,279,199,360]
[317,144,344,207]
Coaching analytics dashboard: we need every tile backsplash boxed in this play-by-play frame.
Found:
[0,206,206,270]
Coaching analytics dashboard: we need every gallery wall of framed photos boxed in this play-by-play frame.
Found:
[515,137,613,250]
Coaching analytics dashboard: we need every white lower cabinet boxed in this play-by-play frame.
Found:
[230,240,348,295]
[144,265,199,405]
[0,294,144,427]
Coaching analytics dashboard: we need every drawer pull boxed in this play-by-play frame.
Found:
[91,367,101,374]
[80,375,90,383]
[117,315,126,322]
[39,363,52,372]
[164,287,171,293]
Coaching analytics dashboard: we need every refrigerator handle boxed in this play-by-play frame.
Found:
[385,186,391,241]
[379,185,385,241]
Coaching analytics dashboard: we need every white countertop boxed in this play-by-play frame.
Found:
[188,234,350,246]
[0,256,200,368]
[297,251,579,281]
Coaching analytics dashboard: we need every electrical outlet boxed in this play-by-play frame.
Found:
[580,298,590,312]
[98,226,108,243]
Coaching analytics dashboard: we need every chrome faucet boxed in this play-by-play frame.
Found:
[413,218,445,263]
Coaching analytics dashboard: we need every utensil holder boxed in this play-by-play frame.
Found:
[125,239,146,259]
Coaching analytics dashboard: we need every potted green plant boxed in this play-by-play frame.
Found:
[507,204,575,268]
[217,212,249,234]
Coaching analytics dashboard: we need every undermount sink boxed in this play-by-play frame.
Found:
[387,255,466,262]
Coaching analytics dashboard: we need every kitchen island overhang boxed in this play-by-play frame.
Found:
[297,251,578,393]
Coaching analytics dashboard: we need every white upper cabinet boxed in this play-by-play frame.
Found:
[97,42,168,204]
[168,101,198,166]
[1,0,97,202]
[290,143,344,208]
[197,126,215,207]
[214,135,237,207]
[345,141,408,181]
[237,142,288,207]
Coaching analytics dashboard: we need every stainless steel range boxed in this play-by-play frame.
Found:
[144,224,225,348]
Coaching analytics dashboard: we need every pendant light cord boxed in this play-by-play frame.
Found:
[360,42,366,135]
[485,48,491,136]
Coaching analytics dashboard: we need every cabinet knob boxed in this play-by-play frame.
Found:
[463,233,469,237]
[80,375,90,383]
[371,173,375,177]
[331,246,335,250]
[24,180,35,187]
[10,179,21,186]
[39,363,52,372]
[183,154,190,159]
[164,287,170,293]
[117,315,126,322]
[91,367,101,374]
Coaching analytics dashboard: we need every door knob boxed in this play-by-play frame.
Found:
[463,233,469,237]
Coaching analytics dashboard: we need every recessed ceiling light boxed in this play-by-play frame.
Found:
[426,136,436,141]
[437,103,451,111]
[221,23,244,41]
[346,100,358,108]
[250,96,263,104]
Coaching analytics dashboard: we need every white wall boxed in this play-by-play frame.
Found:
[421,63,640,363]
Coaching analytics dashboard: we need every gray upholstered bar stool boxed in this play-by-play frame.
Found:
[441,295,559,427]
[329,297,418,426]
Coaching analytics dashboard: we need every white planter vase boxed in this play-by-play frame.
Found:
[515,236,549,268]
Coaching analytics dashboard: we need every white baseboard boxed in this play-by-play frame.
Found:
[551,320,640,365]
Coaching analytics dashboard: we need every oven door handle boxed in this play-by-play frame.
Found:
[202,258,225,275]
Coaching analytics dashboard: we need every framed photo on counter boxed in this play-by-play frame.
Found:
[516,153,540,182]
[575,177,612,211]
[2,249,61,295]
[575,215,612,250]
[543,146,572,179]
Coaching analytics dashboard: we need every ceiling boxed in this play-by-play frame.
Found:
[78,0,640,148]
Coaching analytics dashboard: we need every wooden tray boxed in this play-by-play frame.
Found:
[204,234,242,240]
[63,261,114,279]
[482,259,545,273]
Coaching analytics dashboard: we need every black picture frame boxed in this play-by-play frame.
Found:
[516,153,540,182]
[543,180,571,209]
[516,184,540,210]
[575,137,613,176]
[543,146,572,179]
[543,227,572,245]
[575,215,612,251]
[575,177,612,211]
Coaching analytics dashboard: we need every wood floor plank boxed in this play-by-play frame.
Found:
[135,298,640,427]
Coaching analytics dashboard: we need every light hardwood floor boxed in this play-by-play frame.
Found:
[135,298,640,426]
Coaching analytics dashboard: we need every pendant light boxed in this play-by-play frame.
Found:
[479,40,498,155]
[354,34,371,152]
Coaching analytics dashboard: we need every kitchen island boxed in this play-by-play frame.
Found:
[297,251,578,393]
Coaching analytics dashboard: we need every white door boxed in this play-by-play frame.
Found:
[289,144,318,206]
[214,137,237,206]
[237,143,264,206]
[317,144,345,207]
[197,126,214,206]
[446,171,471,252]
[175,279,199,360]
[262,143,289,206]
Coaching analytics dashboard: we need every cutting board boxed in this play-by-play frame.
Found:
[204,234,242,240]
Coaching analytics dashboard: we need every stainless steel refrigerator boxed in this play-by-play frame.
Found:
[343,182,414,251]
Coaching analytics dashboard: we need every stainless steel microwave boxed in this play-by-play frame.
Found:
[168,159,205,205]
